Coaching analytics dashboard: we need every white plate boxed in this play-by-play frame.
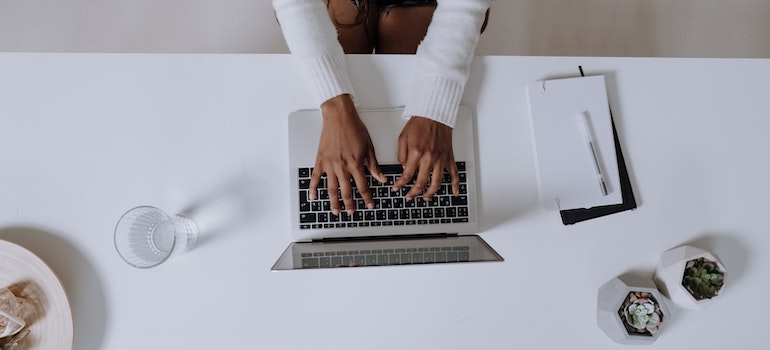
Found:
[0,240,73,349]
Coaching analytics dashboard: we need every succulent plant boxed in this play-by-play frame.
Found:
[682,257,724,300]
[623,298,661,334]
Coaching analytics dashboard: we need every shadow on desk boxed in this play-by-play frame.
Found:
[178,175,263,249]
[0,226,107,350]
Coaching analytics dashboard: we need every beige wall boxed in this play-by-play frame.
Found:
[2,0,769,57]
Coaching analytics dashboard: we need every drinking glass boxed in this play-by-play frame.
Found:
[114,206,198,268]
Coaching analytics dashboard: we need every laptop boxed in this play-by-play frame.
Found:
[272,106,503,270]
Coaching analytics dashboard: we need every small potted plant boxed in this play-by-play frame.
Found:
[620,292,663,336]
[597,273,669,345]
[654,245,726,309]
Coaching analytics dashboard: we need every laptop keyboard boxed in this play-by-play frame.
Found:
[300,246,471,268]
[298,162,470,230]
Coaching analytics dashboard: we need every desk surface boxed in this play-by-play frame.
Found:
[1,54,769,349]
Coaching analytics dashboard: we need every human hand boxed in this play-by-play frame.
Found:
[310,94,387,215]
[392,116,459,201]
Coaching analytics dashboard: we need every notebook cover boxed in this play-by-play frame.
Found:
[526,75,623,211]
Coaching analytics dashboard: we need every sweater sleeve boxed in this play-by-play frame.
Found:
[273,0,355,105]
[402,0,490,128]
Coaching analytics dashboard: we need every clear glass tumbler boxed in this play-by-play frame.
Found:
[114,206,198,268]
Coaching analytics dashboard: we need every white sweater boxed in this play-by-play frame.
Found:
[273,0,489,127]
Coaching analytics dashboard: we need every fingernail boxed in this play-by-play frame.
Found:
[347,209,355,215]
[367,203,374,209]
[332,209,340,216]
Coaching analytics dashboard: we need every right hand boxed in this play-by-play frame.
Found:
[310,94,387,216]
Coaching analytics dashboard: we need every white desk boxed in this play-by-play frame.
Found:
[1,54,769,349]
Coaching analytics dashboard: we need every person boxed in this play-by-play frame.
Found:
[273,0,490,216]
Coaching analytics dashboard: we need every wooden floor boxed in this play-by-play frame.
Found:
[2,0,769,58]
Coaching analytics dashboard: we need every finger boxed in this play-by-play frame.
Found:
[448,159,460,197]
[393,160,417,194]
[326,174,341,216]
[338,169,355,215]
[393,136,409,192]
[351,165,375,210]
[423,162,444,199]
[397,129,409,166]
[406,161,431,200]
[367,149,387,184]
[308,165,323,201]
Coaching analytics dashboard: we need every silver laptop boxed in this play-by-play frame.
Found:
[272,106,503,270]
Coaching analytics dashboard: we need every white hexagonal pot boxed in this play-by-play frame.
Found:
[654,245,726,310]
[597,273,670,345]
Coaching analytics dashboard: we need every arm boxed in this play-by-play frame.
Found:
[403,0,490,128]
[394,0,490,200]
[272,0,354,104]
[273,0,385,214]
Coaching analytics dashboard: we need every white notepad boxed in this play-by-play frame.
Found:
[526,75,623,210]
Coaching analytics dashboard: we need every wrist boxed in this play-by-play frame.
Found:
[321,94,358,122]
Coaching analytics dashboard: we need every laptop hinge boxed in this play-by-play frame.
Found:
[315,233,459,243]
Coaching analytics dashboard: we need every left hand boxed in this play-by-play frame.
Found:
[392,116,459,201]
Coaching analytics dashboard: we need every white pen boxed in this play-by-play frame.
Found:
[577,111,609,196]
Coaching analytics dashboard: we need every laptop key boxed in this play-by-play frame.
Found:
[451,196,468,206]
[379,164,403,175]
[354,255,366,266]
[300,213,317,223]
[366,255,377,266]
[302,258,319,268]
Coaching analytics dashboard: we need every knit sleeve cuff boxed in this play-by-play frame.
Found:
[302,53,355,105]
[403,75,465,128]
